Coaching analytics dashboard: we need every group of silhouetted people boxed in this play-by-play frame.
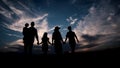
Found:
[22,22,79,55]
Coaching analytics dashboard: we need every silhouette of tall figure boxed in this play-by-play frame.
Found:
[40,32,51,55]
[65,26,79,53]
[52,26,64,54]
[22,23,29,54]
[28,22,39,55]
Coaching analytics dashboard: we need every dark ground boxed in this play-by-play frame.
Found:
[0,47,120,67]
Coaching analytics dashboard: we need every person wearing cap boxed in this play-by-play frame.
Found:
[65,26,79,53]
[52,26,64,54]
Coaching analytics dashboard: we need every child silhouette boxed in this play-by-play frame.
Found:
[40,32,51,55]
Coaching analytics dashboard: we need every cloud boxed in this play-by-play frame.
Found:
[74,0,120,48]
[0,6,13,19]
[48,25,63,32]
[9,39,23,46]
[0,0,53,45]
[74,1,117,35]
[66,16,78,25]
[9,17,52,46]
[6,13,51,45]
[7,34,21,38]
[7,13,48,32]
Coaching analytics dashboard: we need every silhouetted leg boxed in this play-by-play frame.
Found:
[44,51,47,55]
[45,46,48,55]
[42,45,48,55]
[54,44,62,55]
[24,43,27,54]
[28,43,33,55]
[70,43,76,53]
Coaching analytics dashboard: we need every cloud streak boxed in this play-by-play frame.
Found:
[74,0,120,51]
[0,0,120,52]
[66,16,78,25]
[0,0,53,45]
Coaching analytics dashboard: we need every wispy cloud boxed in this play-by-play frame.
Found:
[66,16,78,25]
[0,6,13,19]
[1,0,52,45]
[48,25,63,32]
[7,13,48,32]
[9,39,23,46]
[74,0,120,47]
[7,34,21,38]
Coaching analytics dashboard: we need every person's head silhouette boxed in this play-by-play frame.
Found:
[31,22,35,27]
[25,23,29,27]
[68,26,72,31]
[43,32,48,37]
[54,26,60,31]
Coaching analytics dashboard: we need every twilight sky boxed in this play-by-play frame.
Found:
[0,0,120,53]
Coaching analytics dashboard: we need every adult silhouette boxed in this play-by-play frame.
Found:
[65,26,79,53]
[52,26,64,54]
[40,32,51,55]
[28,22,39,55]
[22,23,29,54]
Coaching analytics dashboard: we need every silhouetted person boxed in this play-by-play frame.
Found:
[65,26,79,53]
[52,26,64,55]
[28,22,39,55]
[40,32,51,55]
[22,23,29,54]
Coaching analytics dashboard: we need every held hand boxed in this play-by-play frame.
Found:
[77,40,79,43]
[49,43,52,45]
[63,42,66,44]
[37,41,39,45]
[52,43,54,46]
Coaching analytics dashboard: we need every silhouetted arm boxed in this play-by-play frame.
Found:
[48,41,52,45]
[59,32,64,44]
[35,29,39,45]
[22,28,25,35]
[74,33,79,43]
[65,37,67,43]
[64,32,68,43]
[61,37,64,44]
[52,33,54,45]
[39,41,42,44]
[48,38,52,45]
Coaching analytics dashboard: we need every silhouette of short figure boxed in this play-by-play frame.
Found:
[40,32,51,55]
[28,22,39,55]
[52,26,64,54]
[65,26,79,53]
[22,23,29,54]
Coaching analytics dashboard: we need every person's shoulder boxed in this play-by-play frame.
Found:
[66,31,69,34]
[23,27,26,29]
[29,27,32,28]
[69,31,75,35]
[31,27,37,30]
[71,31,75,33]
[73,31,75,33]
[23,27,25,30]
